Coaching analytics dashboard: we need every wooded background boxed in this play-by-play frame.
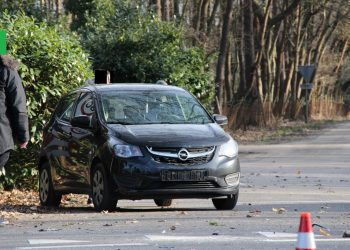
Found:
[2,0,350,128]
[2,0,350,189]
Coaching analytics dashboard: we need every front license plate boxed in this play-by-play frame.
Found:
[161,170,208,182]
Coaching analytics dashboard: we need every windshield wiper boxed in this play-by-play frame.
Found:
[108,121,133,125]
[156,122,180,124]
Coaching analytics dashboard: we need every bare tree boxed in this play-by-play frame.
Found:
[215,0,234,113]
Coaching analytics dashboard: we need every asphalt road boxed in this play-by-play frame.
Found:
[1,121,350,250]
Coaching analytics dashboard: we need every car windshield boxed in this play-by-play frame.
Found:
[100,90,212,125]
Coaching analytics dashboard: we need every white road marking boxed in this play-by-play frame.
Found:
[145,235,260,242]
[146,234,350,243]
[258,231,350,243]
[265,238,350,243]
[240,144,350,149]
[28,239,89,245]
[238,200,350,205]
[17,243,148,249]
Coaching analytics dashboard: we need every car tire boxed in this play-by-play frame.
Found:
[212,193,239,210]
[91,163,117,211]
[154,199,172,207]
[39,162,62,207]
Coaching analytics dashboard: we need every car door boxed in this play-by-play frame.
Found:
[48,92,80,189]
[68,91,97,190]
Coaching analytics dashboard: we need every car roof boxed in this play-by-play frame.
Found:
[80,83,188,93]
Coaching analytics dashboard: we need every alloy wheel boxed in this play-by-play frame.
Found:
[93,170,104,206]
[39,169,49,203]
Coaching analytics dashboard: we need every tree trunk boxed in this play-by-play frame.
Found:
[55,0,60,18]
[194,0,204,32]
[215,0,234,113]
[225,39,233,104]
[173,0,180,20]
[243,0,255,91]
[334,38,349,74]
[206,0,220,36]
[199,0,210,32]
[162,0,171,21]
[156,0,162,19]
[238,0,246,97]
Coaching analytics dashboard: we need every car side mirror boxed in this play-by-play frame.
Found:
[71,115,93,129]
[213,114,228,126]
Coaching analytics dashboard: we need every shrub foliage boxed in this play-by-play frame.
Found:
[81,0,214,106]
[0,13,92,190]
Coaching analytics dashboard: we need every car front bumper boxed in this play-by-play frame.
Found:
[110,152,240,199]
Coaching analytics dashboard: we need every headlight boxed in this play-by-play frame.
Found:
[219,138,238,158]
[114,145,143,158]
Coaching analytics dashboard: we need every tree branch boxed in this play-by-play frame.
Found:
[268,0,301,28]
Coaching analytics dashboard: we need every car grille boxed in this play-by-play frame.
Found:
[147,146,215,166]
[161,181,218,189]
[142,181,219,189]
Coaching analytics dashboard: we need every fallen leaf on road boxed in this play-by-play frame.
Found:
[272,208,287,214]
[170,225,176,230]
[179,211,188,215]
[319,228,331,237]
[125,220,139,224]
[103,224,112,227]
[249,210,261,213]
[313,224,332,237]
[38,228,61,232]
[209,221,219,226]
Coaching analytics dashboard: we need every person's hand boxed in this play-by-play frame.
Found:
[19,141,28,149]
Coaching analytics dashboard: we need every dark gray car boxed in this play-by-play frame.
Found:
[38,83,240,211]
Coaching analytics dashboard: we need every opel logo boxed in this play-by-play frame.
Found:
[178,148,189,161]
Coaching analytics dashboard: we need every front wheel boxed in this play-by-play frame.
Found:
[91,163,117,211]
[154,199,172,207]
[212,193,239,210]
[39,162,61,207]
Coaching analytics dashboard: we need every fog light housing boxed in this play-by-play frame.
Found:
[225,173,240,186]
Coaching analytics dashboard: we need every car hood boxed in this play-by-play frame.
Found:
[108,123,230,147]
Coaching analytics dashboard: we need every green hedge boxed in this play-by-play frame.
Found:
[0,13,93,190]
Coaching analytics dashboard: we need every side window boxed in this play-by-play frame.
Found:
[74,92,95,118]
[55,93,79,122]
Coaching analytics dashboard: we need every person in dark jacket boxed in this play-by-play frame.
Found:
[0,55,29,176]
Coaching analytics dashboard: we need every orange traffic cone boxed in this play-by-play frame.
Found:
[296,212,317,250]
